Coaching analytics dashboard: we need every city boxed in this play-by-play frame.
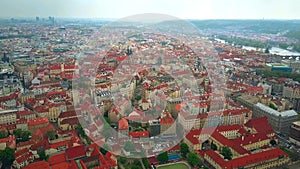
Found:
[0,1,300,169]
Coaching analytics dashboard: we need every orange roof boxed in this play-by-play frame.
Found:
[28,117,49,126]
[205,148,288,169]
[23,161,50,169]
[118,118,129,130]
[51,162,69,169]
[48,152,66,165]
[129,131,149,138]
[160,111,174,125]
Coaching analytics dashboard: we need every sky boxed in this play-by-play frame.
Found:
[0,0,299,20]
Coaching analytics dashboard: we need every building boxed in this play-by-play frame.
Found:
[118,118,129,138]
[57,111,81,131]
[282,84,300,112]
[149,120,160,137]
[129,131,149,138]
[178,108,250,130]
[22,161,50,169]
[253,103,298,134]
[0,109,17,125]
[204,148,289,169]
[13,148,36,169]
[282,59,300,72]
[27,117,49,133]
[236,94,259,111]
[283,84,300,99]
[289,121,300,146]
[0,135,16,150]
[160,110,176,135]
[265,63,292,72]
[238,94,292,112]
[184,117,289,169]
[16,109,36,120]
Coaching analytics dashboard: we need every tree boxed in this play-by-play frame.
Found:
[142,158,149,169]
[265,47,270,54]
[13,129,31,143]
[269,103,278,110]
[101,123,112,139]
[270,139,277,146]
[0,130,8,139]
[187,152,201,167]
[124,141,135,152]
[221,146,233,160]
[211,142,217,151]
[76,124,87,137]
[46,130,56,140]
[135,95,142,101]
[120,157,127,164]
[100,144,110,155]
[131,165,140,169]
[180,143,190,157]
[38,149,49,161]
[0,147,15,169]
[157,151,168,163]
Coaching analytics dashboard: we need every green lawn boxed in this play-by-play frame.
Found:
[157,163,189,169]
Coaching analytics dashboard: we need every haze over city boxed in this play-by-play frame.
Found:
[0,0,299,19]
[0,1,300,169]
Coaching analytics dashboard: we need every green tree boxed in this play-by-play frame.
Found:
[46,130,56,140]
[0,147,15,169]
[265,47,270,54]
[131,165,141,169]
[13,129,31,143]
[211,142,217,151]
[221,147,233,160]
[124,141,135,152]
[142,158,149,169]
[100,144,110,155]
[38,149,49,161]
[269,103,278,110]
[157,151,168,163]
[187,152,201,167]
[270,139,277,146]
[0,130,8,139]
[135,95,142,101]
[180,143,190,157]
[101,123,112,139]
[120,156,127,164]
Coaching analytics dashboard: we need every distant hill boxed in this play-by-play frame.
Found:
[285,30,300,41]
[189,20,300,34]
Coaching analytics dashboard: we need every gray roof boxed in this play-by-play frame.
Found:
[255,103,298,117]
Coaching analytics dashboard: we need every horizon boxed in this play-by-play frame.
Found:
[2,17,300,21]
[0,0,298,20]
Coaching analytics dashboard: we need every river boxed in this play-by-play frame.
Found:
[215,38,300,56]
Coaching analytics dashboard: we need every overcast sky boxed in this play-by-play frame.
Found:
[0,0,298,19]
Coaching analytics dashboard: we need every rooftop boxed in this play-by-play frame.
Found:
[255,103,297,117]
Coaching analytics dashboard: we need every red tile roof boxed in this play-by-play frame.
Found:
[61,117,80,125]
[66,144,85,160]
[51,162,69,169]
[22,161,50,169]
[48,152,66,165]
[58,111,77,119]
[205,148,288,169]
[160,111,174,125]
[245,117,275,136]
[16,110,35,118]
[28,117,49,126]
[118,118,129,130]
[129,131,149,138]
